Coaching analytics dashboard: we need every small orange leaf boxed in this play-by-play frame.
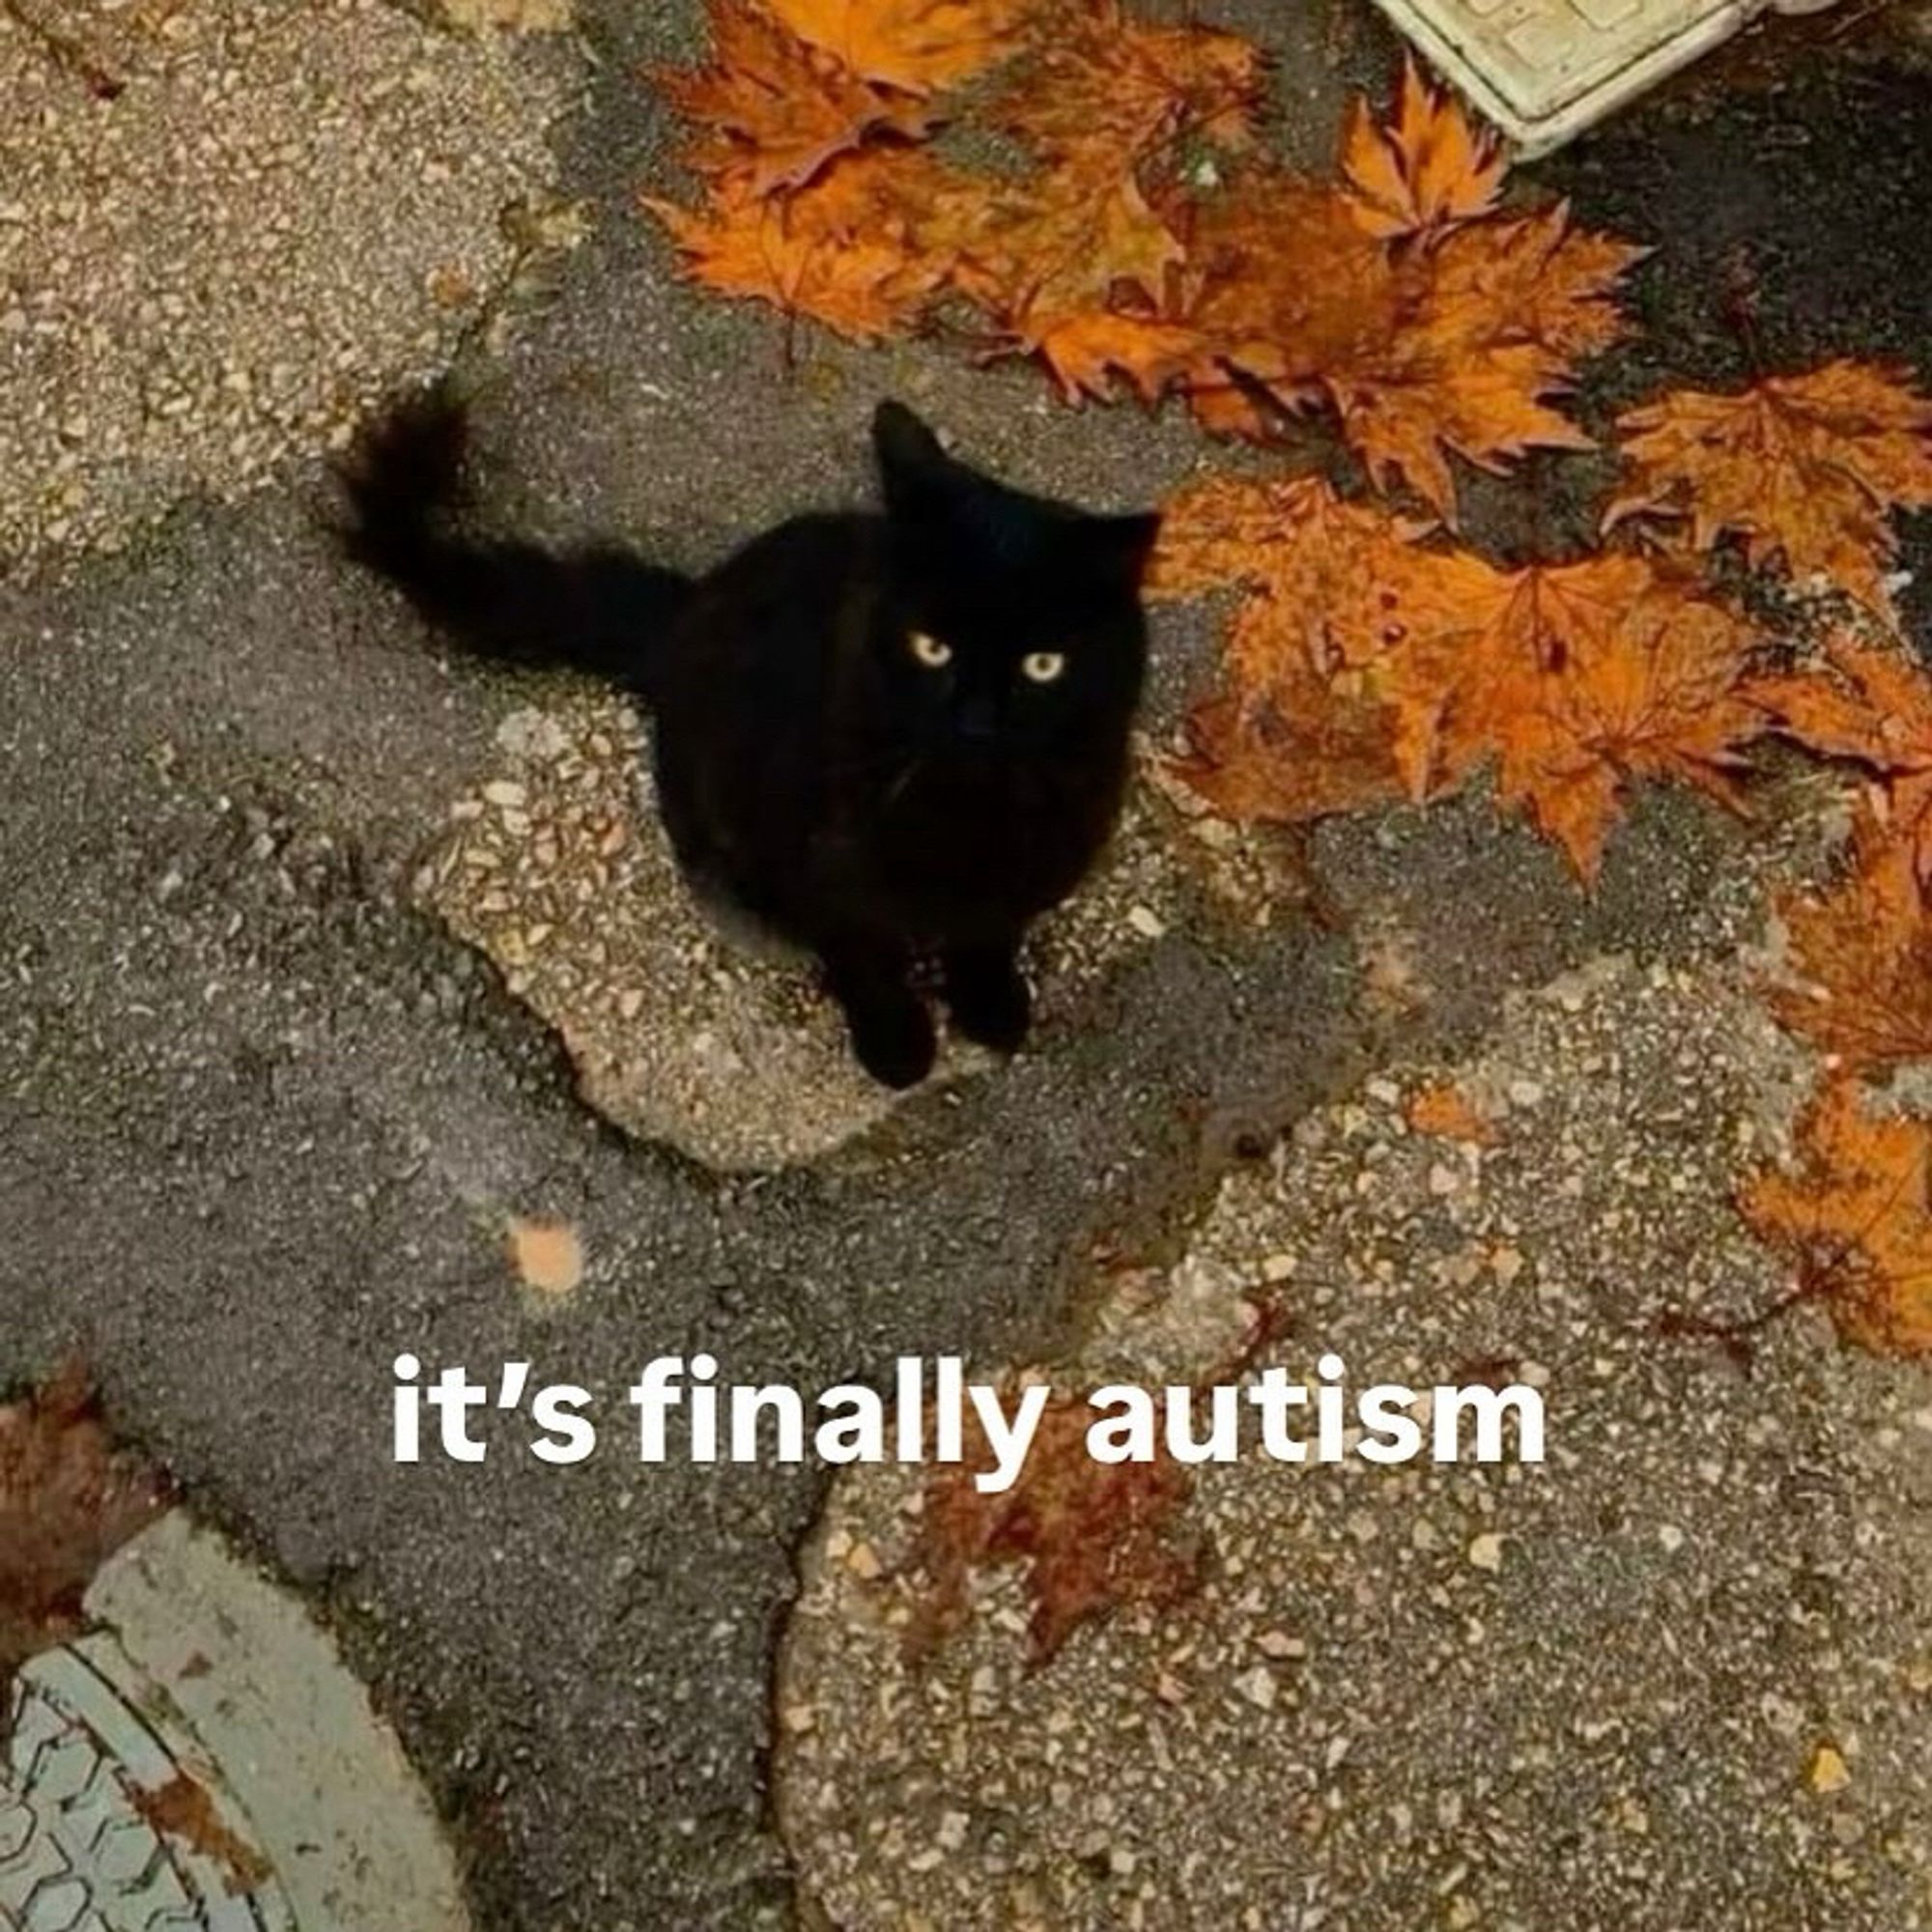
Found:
[1406,1083,1498,1145]
[644,148,966,340]
[508,1216,585,1296]
[1741,1079,1932,1355]
[1765,796,1932,1074]
[1341,56,1505,242]
[1606,361,1932,620]
[992,3,1265,163]
[656,0,936,197]
[764,0,1041,94]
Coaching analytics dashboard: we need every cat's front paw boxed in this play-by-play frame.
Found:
[845,992,938,1090]
[943,948,1032,1056]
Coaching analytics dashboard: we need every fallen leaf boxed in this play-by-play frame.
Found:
[656,0,936,198]
[950,156,1191,401]
[645,147,968,341]
[1766,799,1932,1074]
[1162,480,1765,878]
[1375,550,1763,881]
[0,1365,167,1680]
[764,0,1040,93]
[1170,175,1638,513]
[991,2,1265,164]
[1749,633,1932,814]
[909,1388,1200,1661]
[1605,361,1932,619]
[508,1215,585,1296]
[1341,55,1504,242]
[1740,1077,1932,1355]
[1407,1083,1499,1145]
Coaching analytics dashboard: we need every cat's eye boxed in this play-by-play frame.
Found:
[908,631,952,669]
[1021,651,1066,684]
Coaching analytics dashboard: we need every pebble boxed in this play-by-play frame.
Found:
[1466,1532,1505,1573]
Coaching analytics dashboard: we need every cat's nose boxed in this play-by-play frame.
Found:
[956,696,999,741]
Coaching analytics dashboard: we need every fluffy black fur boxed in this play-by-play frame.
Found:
[339,393,1158,1088]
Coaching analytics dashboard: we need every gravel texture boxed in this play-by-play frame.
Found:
[0,0,575,577]
[1,3,1927,1926]
[777,945,1932,1931]
[421,696,1278,1167]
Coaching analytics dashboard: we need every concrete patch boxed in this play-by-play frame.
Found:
[419,696,1275,1169]
[0,1510,469,1932]
[775,949,1932,1929]
[0,0,577,578]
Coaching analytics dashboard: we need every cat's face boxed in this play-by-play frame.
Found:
[867,402,1157,765]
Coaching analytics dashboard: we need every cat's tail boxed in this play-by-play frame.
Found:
[336,386,693,698]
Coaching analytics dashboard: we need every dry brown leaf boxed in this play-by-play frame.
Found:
[1741,1078,1932,1355]
[1,1365,167,1679]
[1169,177,1638,514]
[1406,1082,1499,1145]
[991,2,1265,164]
[1375,550,1763,880]
[1606,361,1932,619]
[908,1389,1200,1661]
[1340,55,1504,242]
[764,0,1039,93]
[657,0,935,197]
[949,157,1190,400]
[645,148,967,341]
[1767,801,1932,1074]
[508,1216,585,1296]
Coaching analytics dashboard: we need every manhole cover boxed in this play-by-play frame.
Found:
[0,1514,469,1932]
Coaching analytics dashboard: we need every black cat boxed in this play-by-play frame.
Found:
[338,393,1158,1088]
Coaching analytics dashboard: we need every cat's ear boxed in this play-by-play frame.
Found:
[1084,510,1162,585]
[872,401,952,506]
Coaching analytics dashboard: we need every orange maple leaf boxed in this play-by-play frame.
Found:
[1151,472,1425,668]
[1170,616,1406,826]
[1749,633,1932,818]
[1157,479,1760,873]
[948,156,1191,401]
[1767,800,1932,1075]
[1169,174,1638,513]
[764,0,1040,93]
[1340,55,1505,242]
[1741,1078,1932,1355]
[991,1,1265,164]
[644,147,966,341]
[1376,551,1763,880]
[655,0,936,198]
[1605,360,1932,619]
[1323,206,1640,515]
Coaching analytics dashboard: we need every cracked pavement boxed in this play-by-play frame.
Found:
[2,2,1930,1927]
